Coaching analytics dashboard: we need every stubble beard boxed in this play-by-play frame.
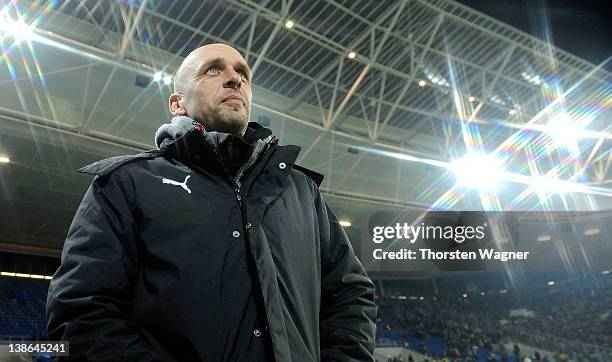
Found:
[203,106,249,137]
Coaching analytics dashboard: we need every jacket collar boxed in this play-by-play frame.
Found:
[157,118,324,187]
[155,116,273,150]
[160,121,275,178]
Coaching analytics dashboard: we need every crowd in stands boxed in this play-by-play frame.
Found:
[376,273,612,362]
[0,276,49,340]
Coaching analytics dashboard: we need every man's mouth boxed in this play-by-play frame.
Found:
[222,94,243,105]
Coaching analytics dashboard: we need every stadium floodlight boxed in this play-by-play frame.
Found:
[450,153,504,189]
[163,75,172,86]
[0,156,9,163]
[285,20,294,29]
[546,113,584,150]
[490,94,507,106]
[339,220,351,227]
[602,270,610,275]
[462,293,468,298]
[422,64,450,87]
[547,281,555,286]
[537,234,551,242]
[0,13,35,44]
[521,71,542,85]
[347,51,356,59]
[468,96,476,102]
[153,71,163,82]
[418,80,426,87]
[1,271,53,279]
[584,228,600,236]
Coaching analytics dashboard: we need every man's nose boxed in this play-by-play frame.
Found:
[224,69,242,89]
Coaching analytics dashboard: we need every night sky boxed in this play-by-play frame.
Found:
[455,0,611,70]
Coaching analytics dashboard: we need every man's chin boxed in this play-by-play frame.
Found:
[212,112,249,136]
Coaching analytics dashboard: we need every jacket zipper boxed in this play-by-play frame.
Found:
[186,140,278,360]
[216,142,277,361]
[235,183,277,361]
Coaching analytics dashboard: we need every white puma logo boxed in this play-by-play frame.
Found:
[162,175,191,194]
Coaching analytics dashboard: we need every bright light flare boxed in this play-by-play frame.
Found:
[354,146,612,203]
[418,80,426,87]
[0,13,35,44]
[347,51,356,59]
[0,156,9,163]
[285,20,294,29]
[153,71,163,82]
[528,174,586,195]
[163,75,172,86]
[546,113,585,151]
[450,153,504,189]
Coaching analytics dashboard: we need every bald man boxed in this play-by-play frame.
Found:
[46,44,377,362]
[170,44,252,137]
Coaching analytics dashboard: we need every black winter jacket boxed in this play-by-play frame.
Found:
[46,122,377,361]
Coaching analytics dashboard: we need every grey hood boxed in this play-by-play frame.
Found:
[154,116,206,149]
[154,116,275,186]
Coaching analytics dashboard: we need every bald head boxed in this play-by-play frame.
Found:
[168,44,253,137]
[173,43,249,95]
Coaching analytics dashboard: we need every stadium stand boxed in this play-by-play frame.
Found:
[1,251,611,362]
[0,251,58,346]
[375,272,612,362]
[0,276,49,340]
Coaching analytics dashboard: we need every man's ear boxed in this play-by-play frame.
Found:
[169,93,187,116]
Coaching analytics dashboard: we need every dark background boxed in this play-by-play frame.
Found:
[457,0,612,70]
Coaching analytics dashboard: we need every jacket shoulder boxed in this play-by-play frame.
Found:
[78,149,164,176]
[293,164,324,187]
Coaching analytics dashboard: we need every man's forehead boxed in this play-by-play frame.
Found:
[186,44,248,69]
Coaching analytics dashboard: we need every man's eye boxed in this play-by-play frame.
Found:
[206,66,220,74]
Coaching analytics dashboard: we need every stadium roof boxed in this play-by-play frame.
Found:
[0,0,610,255]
